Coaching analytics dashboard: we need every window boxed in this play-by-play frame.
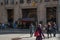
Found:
[0,0,1,3]
[27,0,31,3]
[10,0,14,4]
[33,0,42,3]
[34,0,38,3]
[20,0,24,4]
[53,0,58,1]
[0,0,3,5]
[40,0,42,3]
[45,0,50,2]
[4,0,8,5]
[1,2,3,5]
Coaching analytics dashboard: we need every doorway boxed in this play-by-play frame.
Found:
[46,7,56,23]
[21,8,37,29]
[7,9,14,28]
[46,7,58,30]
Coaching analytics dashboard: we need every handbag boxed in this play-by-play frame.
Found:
[34,31,40,37]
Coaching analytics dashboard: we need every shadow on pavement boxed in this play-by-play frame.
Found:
[11,38,22,40]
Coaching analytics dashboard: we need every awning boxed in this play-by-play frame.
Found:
[22,18,34,22]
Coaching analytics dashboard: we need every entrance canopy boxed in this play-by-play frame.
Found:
[22,18,34,22]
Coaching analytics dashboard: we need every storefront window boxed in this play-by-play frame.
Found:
[46,7,56,22]
[4,0,8,5]
[10,0,14,4]
[45,0,50,2]
[27,0,31,3]
[20,0,24,4]
[53,0,58,1]
[34,0,38,3]
[0,0,1,3]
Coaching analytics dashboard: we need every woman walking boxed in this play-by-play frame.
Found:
[52,22,57,37]
[34,21,45,40]
[46,22,52,38]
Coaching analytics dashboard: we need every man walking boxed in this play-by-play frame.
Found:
[30,22,34,37]
[52,22,57,37]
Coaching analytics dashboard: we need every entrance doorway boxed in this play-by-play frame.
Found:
[46,7,56,23]
[7,9,14,28]
[20,8,37,29]
[46,7,58,30]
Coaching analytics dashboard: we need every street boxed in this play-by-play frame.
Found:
[0,34,60,40]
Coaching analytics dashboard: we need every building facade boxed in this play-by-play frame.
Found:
[0,0,59,30]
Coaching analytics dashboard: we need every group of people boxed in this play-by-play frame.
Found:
[0,23,7,29]
[29,21,57,40]
[46,21,57,38]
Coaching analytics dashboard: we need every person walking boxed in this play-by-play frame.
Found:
[30,23,35,37]
[0,23,2,29]
[1,23,5,29]
[46,22,52,38]
[34,24,45,40]
[38,21,45,38]
[34,21,45,40]
[13,22,17,29]
[52,22,57,37]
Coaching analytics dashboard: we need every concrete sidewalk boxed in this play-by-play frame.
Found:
[0,34,60,40]
[0,34,30,40]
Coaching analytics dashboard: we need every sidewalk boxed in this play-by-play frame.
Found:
[0,33,60,40]
[0,29,60,40]
[19,34,60,40]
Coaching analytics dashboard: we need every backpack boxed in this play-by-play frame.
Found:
[34,31,40,37]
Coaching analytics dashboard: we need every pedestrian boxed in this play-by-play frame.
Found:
[34,23,45,40]
[52,22,57,37]
[0,23,2,29]
[30,22,35,37]
[38,21,45,38]
[1,23,5,29]
[13,22,17,29]
[46,22,52,38]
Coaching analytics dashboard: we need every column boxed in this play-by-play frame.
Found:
[19,8,22,18]
[37,3,46,24]
[57,0,60,31]
[0,0,7,23]
[14,0,20,22]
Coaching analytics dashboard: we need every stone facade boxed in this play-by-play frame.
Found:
[0,0,59,30]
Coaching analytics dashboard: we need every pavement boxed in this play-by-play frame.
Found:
[0,34,60,40]
[0,29,60,40]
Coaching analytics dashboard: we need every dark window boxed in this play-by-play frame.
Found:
[16,1,18,4]
[1,2,3,5]
[20,0,24,4]
[34,0,38,3]
[10,0,14,4]
[40,0,42,3]
[0,0,1,3]
[53,0,58,1]
[4,0,8,5]
[27,0,31,3]
[45,0,50,2]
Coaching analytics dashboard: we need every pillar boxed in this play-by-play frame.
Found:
[37,3,46,24]
[57,0,60,31]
